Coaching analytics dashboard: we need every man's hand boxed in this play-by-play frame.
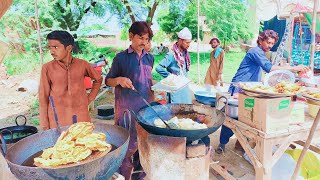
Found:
[292,64,309,73]
[117,77,134,89]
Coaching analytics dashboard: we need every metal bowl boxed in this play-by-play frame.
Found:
[194,91,216,106]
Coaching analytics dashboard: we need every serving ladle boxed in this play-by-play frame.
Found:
[131,88,174,129]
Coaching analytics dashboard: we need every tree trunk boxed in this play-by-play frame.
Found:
[146,1,159,26]
[123,0,136,23]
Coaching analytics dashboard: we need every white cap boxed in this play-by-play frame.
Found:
[177,27,192,40]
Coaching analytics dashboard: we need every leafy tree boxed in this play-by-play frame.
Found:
[152,29,169,44]
[120,25,129,41]
[0,0,48,52]
[106,0,191,27]
[43,0,108,32]
[158,2,202,41]
[0,0,108,53]
[203,0,253,47]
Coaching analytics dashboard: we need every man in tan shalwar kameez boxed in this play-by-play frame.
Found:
[204,37,225,86]
[39,31,102,130]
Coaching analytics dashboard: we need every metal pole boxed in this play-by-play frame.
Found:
[310,0,319,74]
[197,0,201,84]
[35,0,43,66]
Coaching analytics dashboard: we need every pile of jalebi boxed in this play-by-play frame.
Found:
[34,122,112,167]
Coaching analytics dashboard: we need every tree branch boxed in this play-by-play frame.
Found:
[84,1,97,14]
[146,1,159,26]
[122,0,136,23]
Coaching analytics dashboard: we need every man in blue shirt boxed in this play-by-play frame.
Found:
[105,21,154,179]
[217,30,309,154]
[156,27,193,104]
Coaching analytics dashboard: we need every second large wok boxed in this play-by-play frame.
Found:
[1,123,129,180]
[136,104,225,142]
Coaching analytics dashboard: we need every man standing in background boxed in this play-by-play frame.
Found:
[204,37,225,86]
[156,27,193,104]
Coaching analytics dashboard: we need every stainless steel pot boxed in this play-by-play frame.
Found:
[216,97,238,119]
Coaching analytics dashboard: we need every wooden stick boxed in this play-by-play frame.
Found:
[309,0,319,74]
[294,140,320,154]
[233,126,262,169]
[210,163,236,180]
[34,0,43,66]
[291,108,320,180]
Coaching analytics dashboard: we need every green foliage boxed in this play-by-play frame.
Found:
[44,0,108,31]
[0,0,110,56]
[203,0,253,47]
[31,118,40,126]
[0,0,48,53]
[152,51,245,83]
[120,26,129,41]
[152,29,170,44]
[3,52,51,75]
[105,0,190,26]
[29,99,39,117]
[158,3,202,41]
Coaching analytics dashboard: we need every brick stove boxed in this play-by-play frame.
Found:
[136,123,211,180]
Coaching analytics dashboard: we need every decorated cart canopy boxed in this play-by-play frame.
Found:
[256,0,319,21]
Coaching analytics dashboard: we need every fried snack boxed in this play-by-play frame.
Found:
[160,74,190,87]
[66,122,94,140]
[308,91,320,99]
[154,116,208,130]
[34,122,111,167]
[242,82,306,95]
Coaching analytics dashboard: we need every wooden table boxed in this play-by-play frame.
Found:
[210,114,320,180]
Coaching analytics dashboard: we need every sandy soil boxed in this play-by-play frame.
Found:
[1,69,319,179]
[0,69,40,128]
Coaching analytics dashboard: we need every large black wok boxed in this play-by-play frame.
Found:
[136,104,226,142]
[0,115,38,144]
[0,123,129,180]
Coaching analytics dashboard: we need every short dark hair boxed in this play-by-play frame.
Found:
[209,37,220,44]
[257,30,279,45]
[129,21,153,40]
[47,30,74,48]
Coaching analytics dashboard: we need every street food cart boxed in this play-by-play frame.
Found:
[208,82,320,180]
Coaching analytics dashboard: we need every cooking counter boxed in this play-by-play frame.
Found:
[212,110,320,180]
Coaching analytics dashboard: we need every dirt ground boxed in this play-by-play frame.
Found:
[0,68,40,128]
[2,69,320,179]
[0,68,255,179]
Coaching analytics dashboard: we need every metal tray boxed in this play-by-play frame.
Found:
[151,80,191,93]
[241,87,292,98]
[301,92,320,105]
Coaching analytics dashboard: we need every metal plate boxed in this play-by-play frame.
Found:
[151,81,190,93]
[264,70,295,87]
[301,93,320,105]
[239,82,293,98]
[242,88,292,98]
